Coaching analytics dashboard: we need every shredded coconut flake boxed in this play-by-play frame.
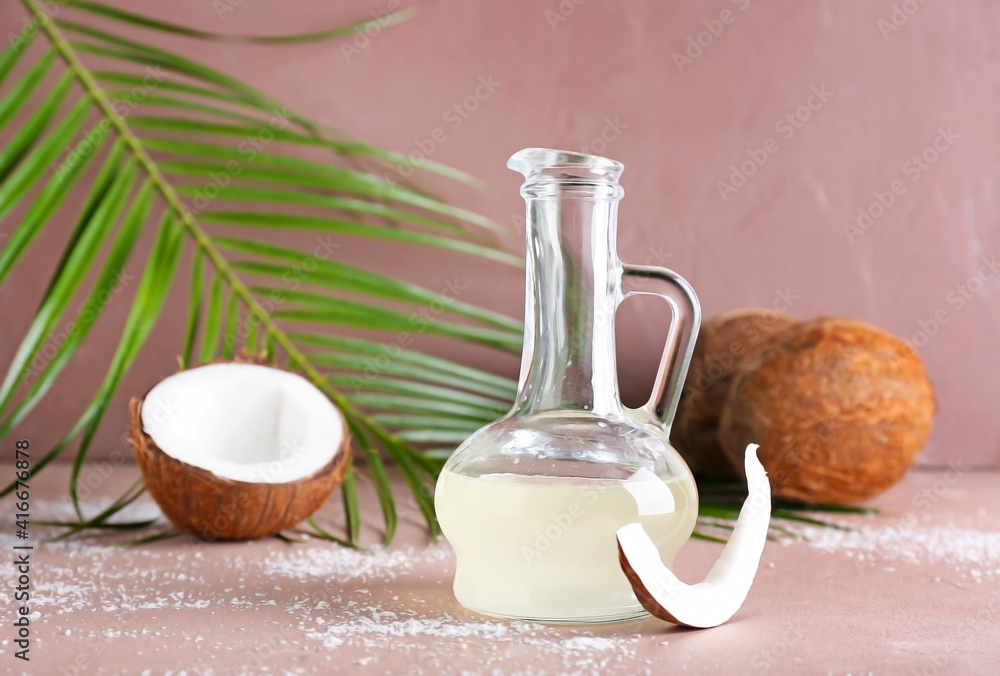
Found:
[0,496,646,674]
[801,514,1000,581]
[9,479,994,674]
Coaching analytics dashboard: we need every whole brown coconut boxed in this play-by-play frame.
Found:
[718,318,936,504]
[673,309,795,477]
[130,362,350,540]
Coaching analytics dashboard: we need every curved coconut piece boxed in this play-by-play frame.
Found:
[130,362,350,541]
[617,444,770,628]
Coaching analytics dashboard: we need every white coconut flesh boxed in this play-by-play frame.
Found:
[617,444,771,628]
[141,363,344,484]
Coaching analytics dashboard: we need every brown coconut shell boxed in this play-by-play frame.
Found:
[673,309,795,477]
[129,366,350,541]
[718,318,935,504]
[617,543,687,625]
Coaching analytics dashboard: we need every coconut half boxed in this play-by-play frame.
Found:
[130,362,350,540]
[617,444,770,628]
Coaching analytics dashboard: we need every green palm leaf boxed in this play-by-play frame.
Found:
[58,16,487,187]
[0,0,521,546]
[0,50,54,134]
[67,1,416,45]
[0,25,35,84]
[0,158,135,418]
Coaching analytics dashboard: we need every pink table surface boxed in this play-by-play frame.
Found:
[0,463,997,675]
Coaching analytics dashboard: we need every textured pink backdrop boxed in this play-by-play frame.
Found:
[2,0,998,467]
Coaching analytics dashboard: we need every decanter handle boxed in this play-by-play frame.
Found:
[619,264,701,433]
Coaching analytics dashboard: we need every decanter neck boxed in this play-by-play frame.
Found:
[508,149,626,417]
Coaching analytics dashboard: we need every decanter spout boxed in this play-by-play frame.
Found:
[507,147,625,193]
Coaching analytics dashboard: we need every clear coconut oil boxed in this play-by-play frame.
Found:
[435,468,698,623]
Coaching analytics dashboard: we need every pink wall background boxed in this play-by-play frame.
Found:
[2,0,999,467]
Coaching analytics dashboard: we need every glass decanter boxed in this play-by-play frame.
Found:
[435,148,701,623]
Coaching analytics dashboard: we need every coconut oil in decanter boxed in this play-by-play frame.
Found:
[435,468,698,622]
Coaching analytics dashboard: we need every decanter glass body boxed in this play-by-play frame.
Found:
[436,148,701,623]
